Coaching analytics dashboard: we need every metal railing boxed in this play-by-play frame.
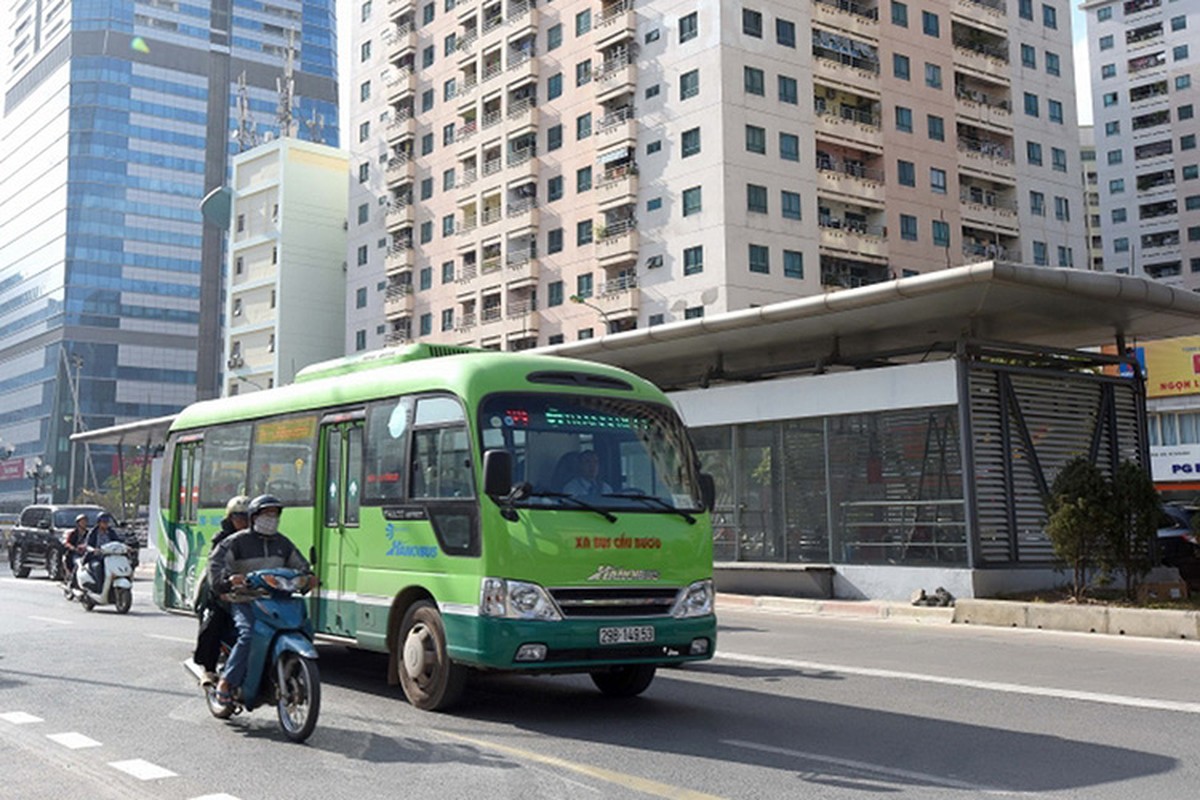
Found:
[507,97,534,118]
[481,206,503,225]
[815,159,885,183]
[599,0,634,25]
[457,168,478,188]
[507,147,534,167]
[813,0,880,21]
[482,109,503,129]
[598,218,637,241]
[507,197,537,216]
[597,105,634,131]
[482,157,503,176]
[816,106,881,128]
[507,248,535,267]
[600,273,638,295]
[481,257,503,273]
[456,121,478,141]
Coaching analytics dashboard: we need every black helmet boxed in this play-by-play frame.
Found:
[97,512,114,524]
[247,494,284,520]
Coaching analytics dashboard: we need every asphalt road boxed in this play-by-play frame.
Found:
[3,564,1199,800]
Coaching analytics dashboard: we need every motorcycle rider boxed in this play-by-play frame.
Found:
[82,512,120,591]
[209,494,312,707]
[63,513,90,582]
[192,495,251,683]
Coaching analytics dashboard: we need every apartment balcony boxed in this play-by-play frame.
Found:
[506,147,538,181]
[480,254,504,277]
[953,42,1010,82]
[506,49,539,86]
[961,240,1014,265]
[506,97,538,135]
[954,90,1012,133]
[481,59,505,86]
[815,162,885,204]
[455,312,478,334]
[384,284,414,319]
[596,220,638,268]
[385,246,413,275]
[385,155,414,185]
[814,106,883,151]
[505,249,539,288]
[592,274,639,321]
[506,0,538,39]
[479,107,504,134]
[506,197,538,234]
[594,57,637,102]
[504,298,539,328]
[956,137,1014,179]
[457,31,479,62]
[384,327,412,347]
[596,0,636,48]
[811,0,880,42]
[480,205,504,229]
[386,67,416,106]
[959,191,1019,232]
[386,111,417,146]
[456,167,478,189]
[387,0,415,22]
[387,24,417,65]
[811,49,881,96]
[951,0,1007,37]
[456,77,478,107]
[455,119,478,146]
[455,263,478,293]
[596,166,638,209]
[818,220,887,262]
[481,155,504,178]
[596,106,636,146]
[385,202,414,231]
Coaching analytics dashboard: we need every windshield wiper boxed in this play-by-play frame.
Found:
[603,489,696,524]
[524,490,618,523]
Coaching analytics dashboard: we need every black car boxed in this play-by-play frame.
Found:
[1157,503,1199,586]
[7,505,139,580]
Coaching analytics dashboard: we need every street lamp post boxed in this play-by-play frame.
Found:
[569,294,612,335]
[26,457,53,504]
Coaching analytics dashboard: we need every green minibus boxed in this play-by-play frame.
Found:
[156,345,716,709]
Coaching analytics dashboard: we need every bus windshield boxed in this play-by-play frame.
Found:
[479,393,704,512]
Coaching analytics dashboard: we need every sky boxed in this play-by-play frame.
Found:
[1073,7,1095,126]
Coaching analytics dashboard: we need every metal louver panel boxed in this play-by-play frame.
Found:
[969,365,1144,566]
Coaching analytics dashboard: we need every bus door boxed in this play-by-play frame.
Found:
[317,413,364,637]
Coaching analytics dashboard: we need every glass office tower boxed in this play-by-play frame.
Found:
[0,1,338,507]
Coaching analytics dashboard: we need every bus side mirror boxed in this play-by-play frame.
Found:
[698,473,716,512]
[483,449,513,497]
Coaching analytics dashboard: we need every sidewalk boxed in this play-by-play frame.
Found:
[716,593,1200,642]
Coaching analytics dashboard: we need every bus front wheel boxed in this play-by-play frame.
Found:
[590,664,656,697]
[396,600,466,711]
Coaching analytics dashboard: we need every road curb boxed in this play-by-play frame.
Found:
[954,599,1200,640]
[716,593,955,624]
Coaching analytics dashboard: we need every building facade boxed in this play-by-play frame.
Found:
[344,0,1087,352]
[0,1,338,507]
[1084,0,1200,285]
[225,138,348,395]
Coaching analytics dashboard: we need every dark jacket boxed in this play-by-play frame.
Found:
[85,525,119,550]
[210,530,309,596]
[212,516,241,549]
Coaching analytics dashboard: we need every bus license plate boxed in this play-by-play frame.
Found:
[598,625,655,645]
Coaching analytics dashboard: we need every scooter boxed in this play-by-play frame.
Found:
[184,568,320,743]
[63,540,133,614]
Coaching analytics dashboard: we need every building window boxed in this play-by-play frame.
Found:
[781,190,801,220]
[548,281,564,306]
[548,175,564,202]
[898,160,915,186]
[928,115,945,141]
[780,133,799,161]
[1051,147,1067,171]
[575,113,591,140]
[783,250,803,279]
[419,314,432,336]
[744,66,765,95]
[932,220,950,247]
[1048,99,1063,123]
[743,8,763,37]
[1027,141,1043,165]
[358,162,369,183]
[443,168,455,191]
[442,214,454,236]
[747,183,768,213]
[645,84,661,99]
[1172,15,1187,31]
[442,122,455,145]
[645,29,661,44]
[355,330,367,351]
[419,220,433,245]
[1024,92,1039,117]
[893,53,910,80]
[683,186,702,216]
[647,140,662,154]
[682,127,701,157]
[419,266,433,290]
[921,10,939,37]
[577,166,592,192]
[683,245,703,275]
[1045,51,1060,76]
[547,23,562,50]
[548,228,564,253]
[1114,237,1129,253]
[577,220,593,245]
[681,69,699,99]
[684,307,704,320]
[357,203,369,224]
[647,197,663,212]
[748,244,770,274]
[1181,105,1195,121]
[575,8,591,36]
[576,60,592,87]
[1178,75,1192,90]
[925,63,942,89]
[1029,191,1045,216]
[1097,6,1111,21]
[1032,241,1048,265]
[896,106,912,132]
[421,133,434,155]
[1054,196,1070,221]
[576,273,593,299]
[1021,45,1036,68]
[1042,4,1056,29]
[422,45,435,69]
[548,72,563,100]
[360,80,371,101]
[442,261,455,283]
[679,12,698,43]
[1100,35,1113,51]
[1105,120,1120,136]
[776,18,796,47]
[900,214,918,241]
[930,168,947,194]
[745,125,766,154]
[356,245,368,266]
[441,309,454,332]
[360,41,371,62]
[1111,208,1126,223]
[778,75,798,104]
[1110,178,1125,193]
[420,177,433,200]
[892,1,908,26]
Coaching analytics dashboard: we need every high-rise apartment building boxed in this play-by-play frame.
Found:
[0,2,338,505]
[1084,0,1199,286]
[347,0,1085,352]
[1080,125,1106,271]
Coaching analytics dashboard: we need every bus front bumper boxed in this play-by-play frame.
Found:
[443,613,717,672]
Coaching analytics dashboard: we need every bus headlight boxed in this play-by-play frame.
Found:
[480,578,563,621]
[670,579,714,619]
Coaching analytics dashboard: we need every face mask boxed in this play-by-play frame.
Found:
[253,515,279,536]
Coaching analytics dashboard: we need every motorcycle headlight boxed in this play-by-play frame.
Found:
[480,578,562,621]
[670,579,714,619]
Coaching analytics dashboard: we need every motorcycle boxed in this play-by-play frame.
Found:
[184,568,320,743]
[63,540,133,614]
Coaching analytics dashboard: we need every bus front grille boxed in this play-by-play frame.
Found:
[549,587,680,618]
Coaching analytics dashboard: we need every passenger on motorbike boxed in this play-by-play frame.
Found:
[210,494,312,707]
[82,512,120,591]
[193,495,251,684]
[63,513,89,581]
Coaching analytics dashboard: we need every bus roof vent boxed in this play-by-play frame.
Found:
[295,343,481,383]
[526,370,634,391]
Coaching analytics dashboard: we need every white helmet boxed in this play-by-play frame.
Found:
[225,495,251,517]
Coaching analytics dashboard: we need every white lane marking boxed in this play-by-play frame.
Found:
[108,759,178,780]
[189,795,243,800]
[716,652,1200,715]
[144,634,196,644]
[0,712,43,724]
[29,616,73,625]
[47,732,102,749]
[723,739,1032,797]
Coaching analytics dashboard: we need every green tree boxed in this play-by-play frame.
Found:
[1044,456,1111,600]
[77,460,152,522]
[1105,459,1159,600]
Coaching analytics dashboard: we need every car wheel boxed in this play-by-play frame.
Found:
[12,545,30,578]
[47,549,64,582]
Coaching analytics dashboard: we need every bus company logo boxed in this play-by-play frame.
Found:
[586,565,660,582]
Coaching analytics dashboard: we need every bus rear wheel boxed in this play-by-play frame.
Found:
[590,664,656,697]
[395,600,466,711]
